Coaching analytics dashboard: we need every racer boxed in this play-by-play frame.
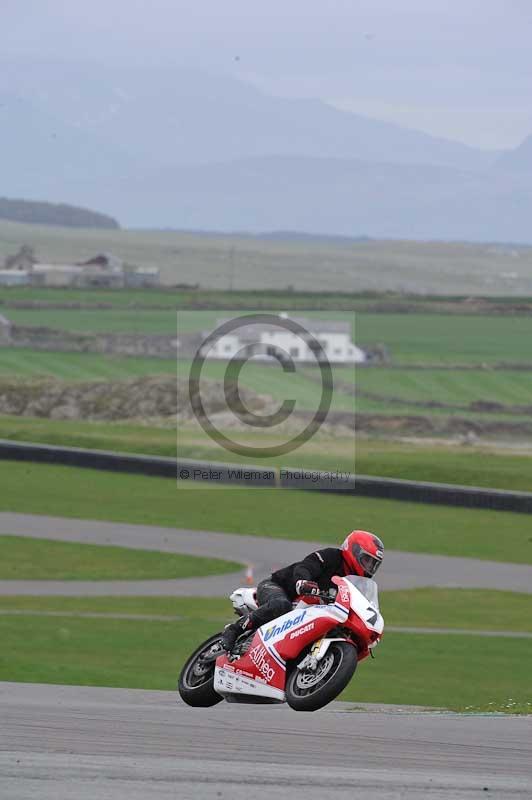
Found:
[222,530,384,652]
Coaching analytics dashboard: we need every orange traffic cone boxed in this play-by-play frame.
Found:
[245,564,254,585]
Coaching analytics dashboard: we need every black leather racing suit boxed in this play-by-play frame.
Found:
[248,548,346,628]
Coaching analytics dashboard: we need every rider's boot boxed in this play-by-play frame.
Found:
[222,615,253,653]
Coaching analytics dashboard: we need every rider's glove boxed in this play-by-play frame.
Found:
[295,579,320,596]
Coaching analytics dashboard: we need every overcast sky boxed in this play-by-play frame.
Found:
[4,0,532,149]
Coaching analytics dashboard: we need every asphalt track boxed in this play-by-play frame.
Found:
[2,513,532,799]
[1,512,532,596]
[1,683,531,800]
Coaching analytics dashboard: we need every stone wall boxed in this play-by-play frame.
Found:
[2,325,202,358]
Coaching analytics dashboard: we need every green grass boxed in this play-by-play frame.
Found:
[381,589,532,633]
[3,350,532,424]
[0,347,355,413]
[355,366,532,408]
[0,349,176,380]
[0,535,240,580]
[5,308,227,335]
[348,631,532,710]
[2,352,532,435]
[6,307,532,366]
[0,594,530,710]
[3,284,532,311]
[2,415,532,491]
[178,358,356,413]
[1,589,530,633]
[1,460,531,564]
[6,307,185,334]
[355,313,532,365]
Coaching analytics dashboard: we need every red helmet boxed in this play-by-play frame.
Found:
[341,530,384,578]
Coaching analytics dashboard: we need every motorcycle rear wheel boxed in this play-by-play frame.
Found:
[178,632,224,707]
[285,641,357,712]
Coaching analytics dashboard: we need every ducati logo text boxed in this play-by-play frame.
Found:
[289,622,314,639]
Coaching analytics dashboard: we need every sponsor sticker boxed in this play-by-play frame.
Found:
[289,622,314,640]
[236,668,254,678]
[264,610,307,642]
[338,585,350,604]
[249,644,276,682]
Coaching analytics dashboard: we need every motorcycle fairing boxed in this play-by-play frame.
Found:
[337,576,384,635]
[214,599,350,702]
[213,659,285,702]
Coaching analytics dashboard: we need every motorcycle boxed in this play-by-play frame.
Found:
[178,574,384,712]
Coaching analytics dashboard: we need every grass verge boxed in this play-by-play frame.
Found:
[1,460,531,564]
[0,590,530,632]
[0,535,241,580]
[0,593,530,711]
[380,588,532,633]
[3,416,532,491]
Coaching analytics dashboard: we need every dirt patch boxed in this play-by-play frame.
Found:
[0,376,275,422]
[2,375,532,441]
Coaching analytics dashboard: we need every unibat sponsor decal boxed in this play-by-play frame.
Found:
[263,610,307,642]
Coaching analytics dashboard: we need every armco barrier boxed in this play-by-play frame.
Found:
[1,439,532,513]
[278,470,532,513]
[0,440,276,487]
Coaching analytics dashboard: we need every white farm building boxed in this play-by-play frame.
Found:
[203,314,366,364]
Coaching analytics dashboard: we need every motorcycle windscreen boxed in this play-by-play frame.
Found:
[343,575,380,609]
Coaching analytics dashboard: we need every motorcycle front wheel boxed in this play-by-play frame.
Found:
[178,632,225,707]
[285,641,357,712]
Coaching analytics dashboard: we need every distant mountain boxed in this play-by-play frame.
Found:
[2,57,532,241]
[496,134,532,172]
[119,155,532,242]
[0,86,135,215]
[0,197,119,229]
[0,58,497,173]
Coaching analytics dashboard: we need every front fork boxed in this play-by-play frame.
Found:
[296,637,353,672]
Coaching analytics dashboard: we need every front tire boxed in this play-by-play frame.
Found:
[285,641,357,712]
[178,632,224,707]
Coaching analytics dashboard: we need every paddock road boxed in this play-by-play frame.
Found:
[1,683,531,800]
[1,512,532,595]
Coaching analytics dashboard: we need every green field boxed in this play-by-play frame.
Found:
[3,218,532,294]
[355,366,532,408]
[5,306,532,366]
[3,285,532,446]
[2,416,532,490]
[1,589,530,633]
[0,593,530,710]
[381,588,532,632]
[1,460,531,564]
[2,351,532,424]
[2,284,532,311]
[0,535,240,580]
[2,253,531,715]
[0,349,176,380]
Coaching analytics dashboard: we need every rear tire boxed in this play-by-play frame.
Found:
[178,632,224,707]
[285,641,357,712]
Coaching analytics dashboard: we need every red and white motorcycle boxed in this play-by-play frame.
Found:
[178,575,384,712]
